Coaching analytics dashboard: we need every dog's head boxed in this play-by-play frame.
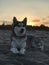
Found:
[12,17,27,36]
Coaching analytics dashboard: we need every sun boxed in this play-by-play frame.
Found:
[27,16,36,26]
[27,21,35,26]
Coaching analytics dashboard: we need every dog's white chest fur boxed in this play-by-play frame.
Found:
[12,37,27,46]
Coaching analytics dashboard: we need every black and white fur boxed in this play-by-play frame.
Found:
[10,17,27,54]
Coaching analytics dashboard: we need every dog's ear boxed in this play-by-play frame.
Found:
[13,16,17,25]
[23,17,27,26]
[12,16,18,30]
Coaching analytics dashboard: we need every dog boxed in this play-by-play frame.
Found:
[10,17,27,54]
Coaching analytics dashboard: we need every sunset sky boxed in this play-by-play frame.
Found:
[0,0,49,26]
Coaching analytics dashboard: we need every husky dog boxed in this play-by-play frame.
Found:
[10,17,27,54]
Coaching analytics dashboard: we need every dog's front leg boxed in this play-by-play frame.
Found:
[10,41,19,54]
[20,42,26,54]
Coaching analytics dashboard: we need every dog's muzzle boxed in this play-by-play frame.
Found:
[14,27,26,36]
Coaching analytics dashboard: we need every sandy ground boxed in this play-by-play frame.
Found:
[0,30,49,65]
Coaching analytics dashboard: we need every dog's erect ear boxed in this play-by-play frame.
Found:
[23,17,27,25]
[12,16,18,26]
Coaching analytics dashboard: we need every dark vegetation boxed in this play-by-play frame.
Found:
[0,22,49,31]
[26,24,49,31]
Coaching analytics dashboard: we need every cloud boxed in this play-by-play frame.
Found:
[47,16,49,18]
[42,18,46,20]
[33,19,40,22]
[43,21,49,24]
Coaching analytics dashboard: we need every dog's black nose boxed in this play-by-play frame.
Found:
[20,29,24,33]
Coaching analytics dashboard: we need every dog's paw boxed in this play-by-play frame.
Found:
[10,48,19,54]
[20,48,26,55]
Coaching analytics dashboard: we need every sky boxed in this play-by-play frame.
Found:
[0,0,49,26]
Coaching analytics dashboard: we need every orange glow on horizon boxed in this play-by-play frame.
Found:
[0,16,49,27]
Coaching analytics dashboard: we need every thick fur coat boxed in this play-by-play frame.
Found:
[10,17,27,54]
